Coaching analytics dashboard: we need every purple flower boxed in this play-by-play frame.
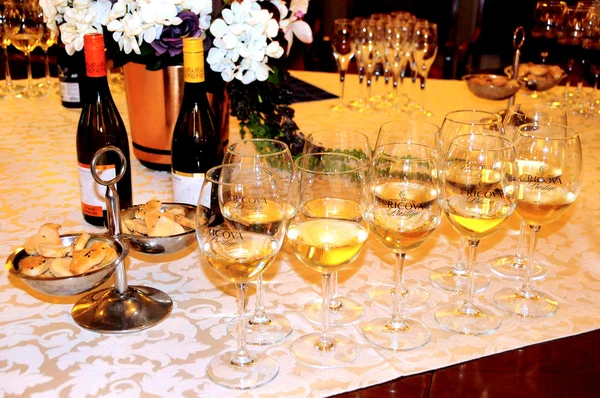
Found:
[151,11,202,57]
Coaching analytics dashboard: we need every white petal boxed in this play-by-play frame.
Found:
[292,20,313,44]
[221,68,234,82]
[222,33,238,49]
[241,70,256,84]
[222,8,234,25]
[210,18,228,38]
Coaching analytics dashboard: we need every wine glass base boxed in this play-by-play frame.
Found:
[71,286,173,333]
[493,288,559,318]
[363,317,431,351]
[206,351,279,390]
[290,332,359,368]
[302,296,365,326]
[331,103,352,112]
[488,256,547,280]
[369,284,430,311]
[226,313,293,345]
[435,304,501,335]
[0,83,26,95]
[429,266,490,293]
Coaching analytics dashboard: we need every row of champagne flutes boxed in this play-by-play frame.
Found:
[0,0,55,99]
[332,11,438,114]
[193,106,581,389]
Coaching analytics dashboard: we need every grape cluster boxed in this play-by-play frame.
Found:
[228,68,305,158]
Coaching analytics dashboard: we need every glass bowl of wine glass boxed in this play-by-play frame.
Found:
[120,201,199,255]
[463,74,520,100]
[505,63,567,92]
[6,233,127,296]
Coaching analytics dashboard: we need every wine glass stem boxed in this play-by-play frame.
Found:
[520,225,541,296]
[515,220,528,265]
[44,50,51,87]
[234,283,252,365]
[420,73,427,90]
[3,47,12,87]
[251,273,267,322]
[358,68,365,104]
[329,271,341,310]
[338,69,346,107]
[319,273,334,348]
[462,239,480,309]
[366,73,373,107]
[26,51,34,93]
[391,253,407,325]
[454,235,467,274]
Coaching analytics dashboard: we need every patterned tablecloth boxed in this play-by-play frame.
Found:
[1,71,599,397]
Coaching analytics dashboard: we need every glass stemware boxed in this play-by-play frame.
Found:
[489,103,567,280]
[582,8,600,116]
[196,164,286,389]
[556,7,587,108]
[530,1,568,64]
[3,0,43,98]
[0,0,24,96]
[332,18,354,111]
[369,119,439,312]
[222,139,295,346]
[412,21,438,91]
[435,133,518,335]
[429,110,503,293]
[301,129,371,326]
[356,19,377,111]
[363,143,441,350]
[288,153,368,368]
[38,22,56,92]
[494,123,582,318]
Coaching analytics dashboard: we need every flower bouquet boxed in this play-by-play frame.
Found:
[40,0,312,155]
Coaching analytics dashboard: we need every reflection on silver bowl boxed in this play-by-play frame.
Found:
[463,74,520,100]
[7,234,126,296]
[120,203,197,255]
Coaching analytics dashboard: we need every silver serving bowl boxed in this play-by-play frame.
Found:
[120,203,197,255]
[504,65,567,92]
[463,74,520,100]
[6,234,126,296]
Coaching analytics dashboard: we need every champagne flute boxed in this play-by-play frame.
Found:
[351,17,367,109]
[38,22,56,91]
[369,119,439,312]
[494,123,582,317]
[222,138,294,345]
[356,19,377,111]
[435,133,518,335]
[332,19,354,111]
[412,21,438,91]
[363,142,441,350]
[196,164,286,389]
[301,129,371,326]
[489,104,567,280]
[288,153,368,368]
[429,110,503,293]
[3,0,43,98]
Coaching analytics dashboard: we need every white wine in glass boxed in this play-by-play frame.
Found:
[435,133,518,335]
[196,164,286,389]
[494,123,582,318]
[363,142,441,351]
[288,152,368,368]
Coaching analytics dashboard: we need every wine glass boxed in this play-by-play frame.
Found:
[301,129,371,326]
[412,21,438,90]
[435,133,518,335]
[489,104,567,280]
[3,0,43,98]
[531,1,568,64]
[494,123,582,317]
[222,138,295,345]
[363,142,441,350]
[582,7,600,116]
[351,17,367,109]
[356,19,378,111]
[369,119,439,312]
[332,19,354,111]
[557,7,587,107]
[38,22,56,92]
[196,164,286,389]
[287,153,368,368]
[429,110,503,293]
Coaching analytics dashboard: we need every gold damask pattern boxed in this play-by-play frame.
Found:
[0,74,599,397]
[184,66,205,82]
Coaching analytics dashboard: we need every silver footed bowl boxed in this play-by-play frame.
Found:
[463,74,520,100]
[7,234,126,296]
[120,203,197,255]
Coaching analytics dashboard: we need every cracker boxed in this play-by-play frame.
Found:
[19,256,49,276]
[149,215,185,237]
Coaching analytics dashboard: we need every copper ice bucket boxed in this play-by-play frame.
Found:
[123,63,229,171]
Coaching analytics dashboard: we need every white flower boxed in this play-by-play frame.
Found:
[207,0,284,84]
[278,0,312,54]
[59,0,111,54]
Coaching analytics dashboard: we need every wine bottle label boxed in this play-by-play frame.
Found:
[60,82,80,103]
[172,170,210,206]
[78,162,116,217]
